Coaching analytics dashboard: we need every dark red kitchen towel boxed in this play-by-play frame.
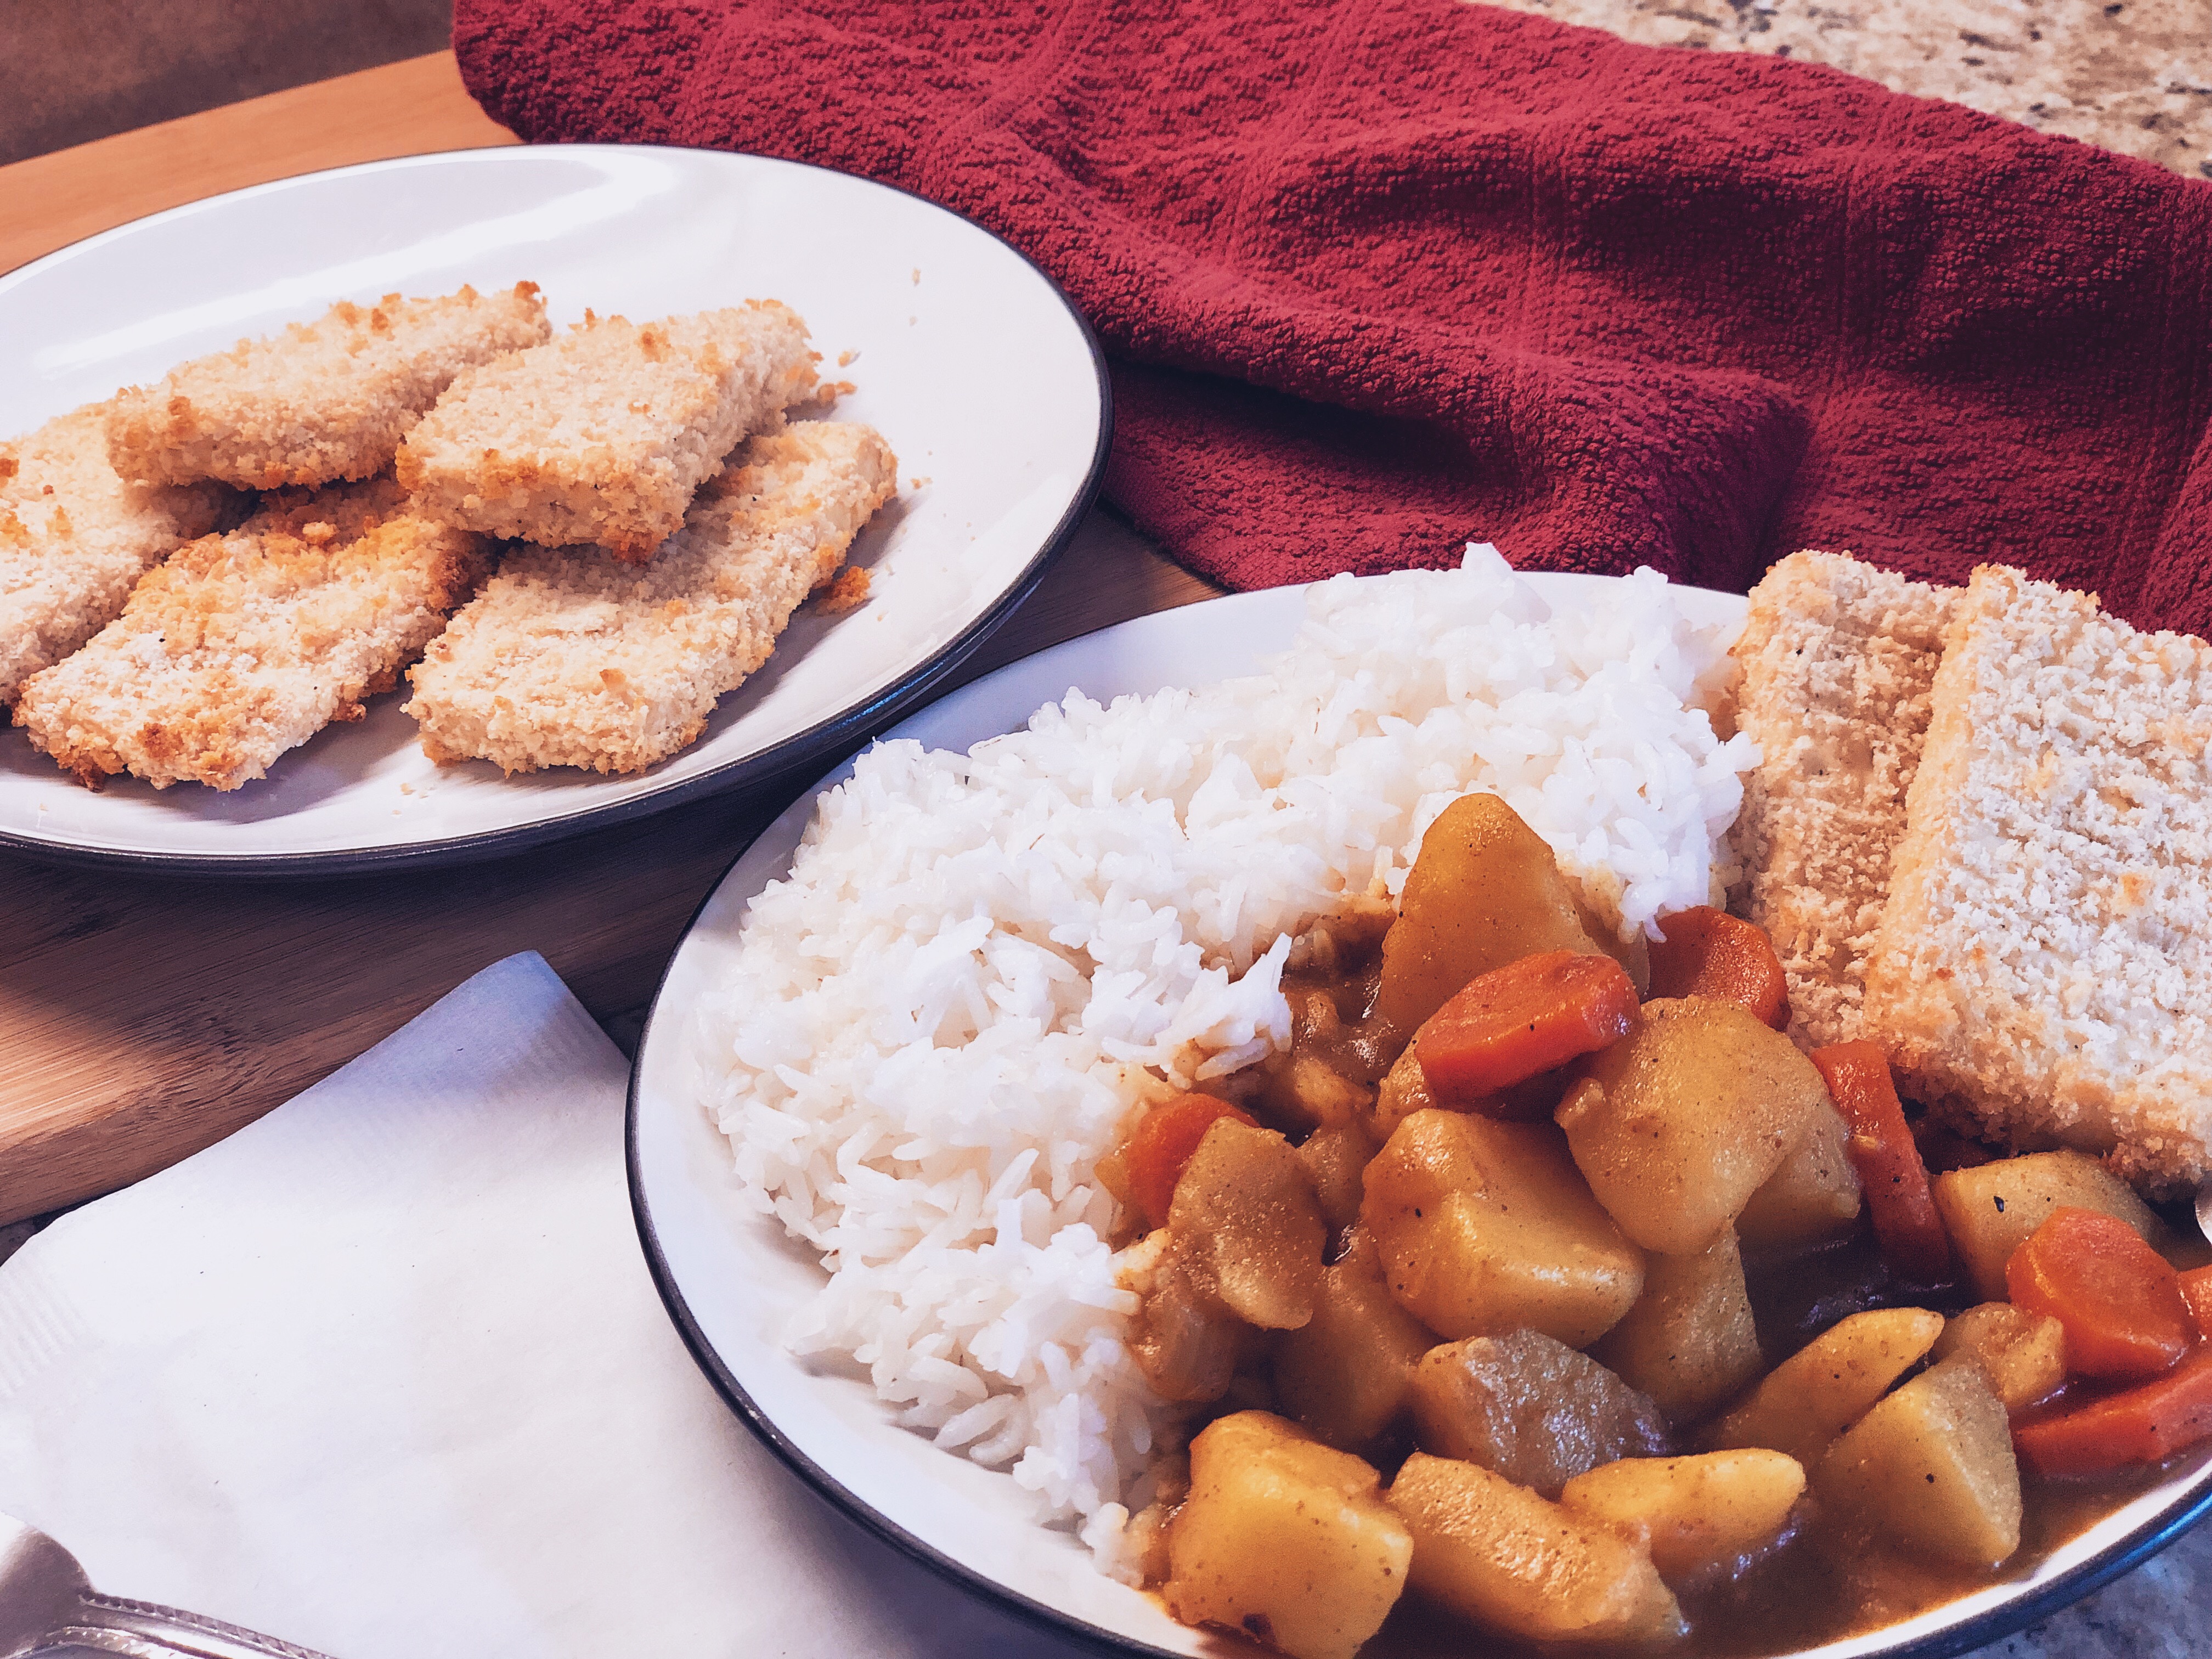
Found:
[454,0,2212,628]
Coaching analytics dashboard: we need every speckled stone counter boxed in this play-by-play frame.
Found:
[1488,0,2212,176]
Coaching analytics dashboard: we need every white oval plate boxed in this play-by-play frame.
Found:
[628,575,2212,1657]
[0,145,1108,873]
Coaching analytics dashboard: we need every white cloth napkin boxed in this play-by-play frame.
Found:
[0,952,1079,1658]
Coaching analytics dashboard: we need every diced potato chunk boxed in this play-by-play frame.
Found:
[1275,1232,1437,1451]
[1734,1098,1863,1249]
[1559,1450,1805,1583]
[1932,1303,2068,1414]
[1165,1412,1413,1659]
[1362,1110,1644,1345]
[1297,1121,1375,1234]
[1388,1453,1686,1644]
[1556,998,1832,1255]
[1171,1119,1327,1330]
[1592,1227,1764,1426]
[1409,1329,1669,1495]
[1128,1236,1250,1403]
[1707,1307,1944,1466]
[1814,1361,2022,1568]
[1373,793,1606,1035]
[1371,1041,1435,1141]
[1932,1151,2171,1301]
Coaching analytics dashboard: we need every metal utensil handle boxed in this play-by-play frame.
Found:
[32,1592,338,1659]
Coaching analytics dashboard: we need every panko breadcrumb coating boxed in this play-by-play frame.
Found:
[397,302,818,560]
[105,283,550,490]
[1867,565,2212,1195]
[1,403,230,706]
[405,420,894,775]
[14,477,492,791]
[1730,550,1955,1048]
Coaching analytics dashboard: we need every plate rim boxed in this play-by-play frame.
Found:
[624,577,2212,1659]
[0,140,1113,879]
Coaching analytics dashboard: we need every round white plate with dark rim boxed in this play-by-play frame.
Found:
[628,574,2212,1658]
[0,144,1108,876]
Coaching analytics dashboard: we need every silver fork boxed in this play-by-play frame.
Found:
[0,1513,335,1659]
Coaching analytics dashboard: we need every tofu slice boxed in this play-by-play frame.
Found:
[1,403,229,705]
[1866,563,2212,1194]
[1730,550,1955,1047]
[14,477,492,791]
[397,302,818,559]
[404,420,894,776]
[105,283,550,489]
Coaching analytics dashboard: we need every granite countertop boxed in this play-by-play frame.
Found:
[1492,0,2212,177]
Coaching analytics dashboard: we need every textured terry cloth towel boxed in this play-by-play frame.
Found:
[456,0,2212,630]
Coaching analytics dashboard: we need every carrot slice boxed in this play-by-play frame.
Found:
[2014,1344,2212,1476]
[2180,1265,2212,1341]
[1124,1094,1257,1230]
[2006,1207,2196,1383]
[1414,950,1638,1107]
[1646,906,1791,1030]
[1810,1040,1954,1284]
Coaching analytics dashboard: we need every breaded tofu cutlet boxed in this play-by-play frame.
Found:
[1,403,230,706]
[105,282,550,490]
[14,477,492,791]
[1866,565,2212,1194]
[405,420,894,775]
[1730,551,1955,1048]
[397,302,817,560]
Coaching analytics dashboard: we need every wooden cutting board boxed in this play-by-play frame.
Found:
[0,53,1219,1224]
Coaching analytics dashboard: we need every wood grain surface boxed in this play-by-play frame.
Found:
[0,53,1216,1224]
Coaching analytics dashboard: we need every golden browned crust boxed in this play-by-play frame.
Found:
[1729,550,1955,1048]
[105,284,549,490]
[404,420,894,776]
[1866,564,2212,1195]
[13,477,492,791]
[1,402,230,706]
[397,302,818,558]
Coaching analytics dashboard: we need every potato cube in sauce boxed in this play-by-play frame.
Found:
[1592,1226,1764,1426]
[1362,1109,1644,1346]
[1389,1453,1686,1644]
[1556,997,1833,1256]
[1409,1328,1669,1496]
[1814,1361,2022,1568]
[1559,1449,1805,1583]
[1165,1412,1412,1659]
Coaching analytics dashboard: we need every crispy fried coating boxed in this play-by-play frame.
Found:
[404,420,893,775]
[14,477,492,791]
[397,302,817,559]
[1,402,230,706]
[105,283,550,489]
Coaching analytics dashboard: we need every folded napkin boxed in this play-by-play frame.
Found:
[454,0,2212,632]
[0,953,1071,1658]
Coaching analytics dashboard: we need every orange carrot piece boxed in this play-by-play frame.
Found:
[1646,906,1791,1030]
[2180,1266,2212,1341]
[2014,1345,2212,1476]
[1810,1040,1954,1284]
[1124,1094,1257,1229]
[2007,1207,2196,1383]
[1414,950,1639,1108]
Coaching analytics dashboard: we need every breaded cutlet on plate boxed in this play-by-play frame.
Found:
[104,283,550,490]
[397,302,818,560]
[14,477,492,792]
[1,402,230,706]
[405,419,894,776]
[1866,564,2212,1194]
[1730,550,1954,1048]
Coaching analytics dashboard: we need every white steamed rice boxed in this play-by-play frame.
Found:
[700,546,1758,1562]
